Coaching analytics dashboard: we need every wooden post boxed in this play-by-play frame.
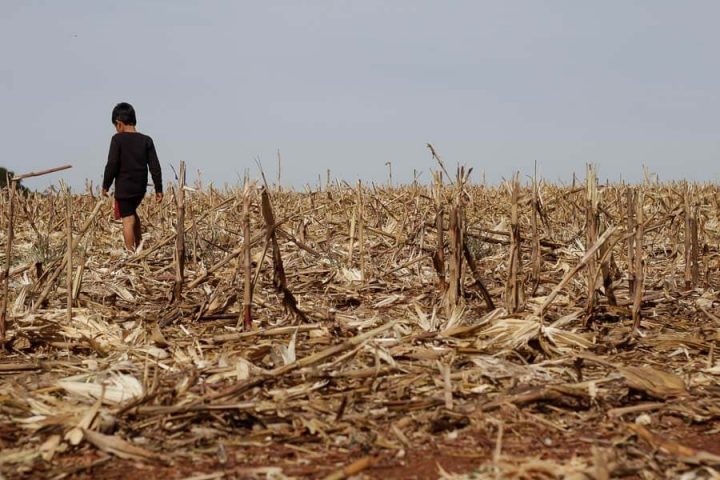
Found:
[0,175,15,342]
[173,161,186,302]
[65,190,73,322]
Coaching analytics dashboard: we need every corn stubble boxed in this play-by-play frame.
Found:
[0,168,719,478]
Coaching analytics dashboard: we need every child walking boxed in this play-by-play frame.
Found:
[102,102,163,251]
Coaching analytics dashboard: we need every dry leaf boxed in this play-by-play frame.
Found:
[82,429,161,463]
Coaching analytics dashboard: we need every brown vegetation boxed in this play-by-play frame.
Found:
[1,164,719,479]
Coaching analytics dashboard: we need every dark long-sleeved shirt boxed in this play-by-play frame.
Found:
[102,132,163,198]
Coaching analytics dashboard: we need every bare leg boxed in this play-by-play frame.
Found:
[133,213,142,249]
[121,215,137,252]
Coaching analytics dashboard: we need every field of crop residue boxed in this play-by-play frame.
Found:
[1,167,720,479]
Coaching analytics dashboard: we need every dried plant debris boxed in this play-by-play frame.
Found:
[1,177,720,479]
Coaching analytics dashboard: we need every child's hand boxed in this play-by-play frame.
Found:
[156,192,164,202]
[101,188,109,197]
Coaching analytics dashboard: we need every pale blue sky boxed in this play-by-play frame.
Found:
[1,1,719,190]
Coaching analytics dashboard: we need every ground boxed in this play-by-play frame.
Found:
[1,182,720,479]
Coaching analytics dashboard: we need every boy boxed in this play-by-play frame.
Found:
[102,102,163,251]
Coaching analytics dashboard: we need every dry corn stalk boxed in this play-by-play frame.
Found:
[1,173,720,478]
[172,161,186,302]
[584,164,600,321]
[505,172,523,313]
[239,181,253,330]
[260,187,308,322]
[631,190,645,331]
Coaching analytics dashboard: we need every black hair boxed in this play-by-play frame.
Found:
[111,102,137,126]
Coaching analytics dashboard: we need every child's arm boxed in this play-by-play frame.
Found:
[102,136,120,195]
[147,138,163,200]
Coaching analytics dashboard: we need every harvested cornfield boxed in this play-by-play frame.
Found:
[1,165,720,479]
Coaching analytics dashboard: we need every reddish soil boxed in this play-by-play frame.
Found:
[7,420,716,479]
